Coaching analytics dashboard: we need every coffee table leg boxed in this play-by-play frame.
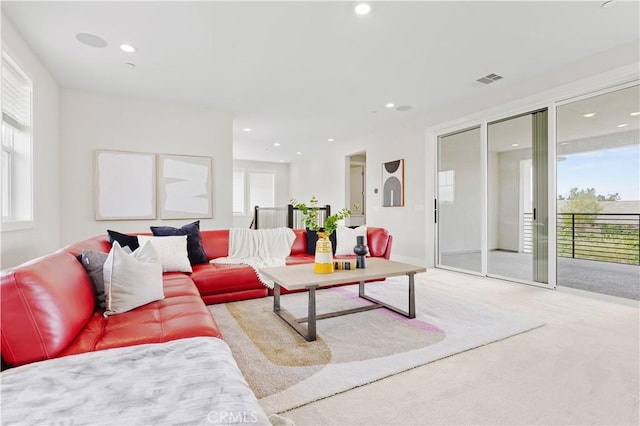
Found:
[274,283,281,312]
[408,272,416,319]
[359,280,365,297]
[307,286,317,341]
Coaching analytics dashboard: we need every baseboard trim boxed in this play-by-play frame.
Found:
[390,255,427,268]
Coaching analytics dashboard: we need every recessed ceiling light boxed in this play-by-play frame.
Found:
[273,142,281,147]
[328,138,334,142]
[396,105,413,112]
[631,112,640,116]
[296,151,302,155]
[119,43,136,53]
[511,143,519,147]
[582,113,597,118]
[560,142,570,146]
[354,3,371,15]
[601,0,617,8]
[243,128,252,132]
[76,33,107,48]
[617,123,629,128]
[385,103,395,108]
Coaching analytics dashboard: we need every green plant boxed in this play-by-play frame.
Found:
[291,196,356,236]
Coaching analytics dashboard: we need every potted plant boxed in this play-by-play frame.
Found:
[292,196,355,273]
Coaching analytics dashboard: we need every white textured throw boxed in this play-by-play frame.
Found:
[211,227,296,289]
[0,337,270,425]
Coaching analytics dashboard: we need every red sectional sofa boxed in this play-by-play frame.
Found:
[0,227,392,368]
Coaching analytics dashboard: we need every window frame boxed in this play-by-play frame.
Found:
[1,52,34,231]
[232,168,277,216]
[232,168,246,216]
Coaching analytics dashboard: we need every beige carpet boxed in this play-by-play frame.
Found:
[280,269,640,425]
[209,276,544,414]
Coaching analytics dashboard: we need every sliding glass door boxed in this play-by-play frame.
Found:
[436,127,482,273]
[436,110,551,287]
[487,110,549,285]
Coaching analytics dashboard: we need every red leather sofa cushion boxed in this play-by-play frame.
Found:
[60,275,222,357]
[367,227,392,258]
[290,229,308,255]
[191,263,266,295]
[59,235,112,257]
[1,252,96,366]
[200,230,230,260]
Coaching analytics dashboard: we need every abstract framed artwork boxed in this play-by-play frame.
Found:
[382,159,404,207]
[158,154,213,219]
[95,150,156,220]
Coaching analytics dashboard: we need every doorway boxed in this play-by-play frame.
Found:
[347,152,366,226]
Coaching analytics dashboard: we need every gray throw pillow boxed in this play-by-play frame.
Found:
[79,250,108,308]
[79,247,131,308]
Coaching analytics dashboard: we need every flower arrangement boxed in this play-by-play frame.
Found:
[291,196,355,236]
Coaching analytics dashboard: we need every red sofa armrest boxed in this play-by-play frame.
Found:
[383,234,393,259]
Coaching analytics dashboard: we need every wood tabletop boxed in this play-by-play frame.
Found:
[260,258,426,291]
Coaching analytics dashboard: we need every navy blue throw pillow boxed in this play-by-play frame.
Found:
[305,228,337,255]
[107,230,140,251]
[151,220,208,265]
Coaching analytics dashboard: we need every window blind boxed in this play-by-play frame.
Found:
[2,56,31,130]
[249,171,275,208]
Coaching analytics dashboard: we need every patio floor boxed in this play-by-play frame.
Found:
[440,250,640,300]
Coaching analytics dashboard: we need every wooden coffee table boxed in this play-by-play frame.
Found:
[259,258,426,341]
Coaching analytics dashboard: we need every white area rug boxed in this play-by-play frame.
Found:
[209,274,544,414]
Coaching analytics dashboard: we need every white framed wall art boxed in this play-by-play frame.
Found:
[95,150,157,220]
[158,154,213,219]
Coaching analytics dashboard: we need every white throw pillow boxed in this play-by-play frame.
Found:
[103,241,164,316]
[334,225,368,256]
[137,235,192,273]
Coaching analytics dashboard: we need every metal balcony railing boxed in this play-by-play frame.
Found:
[251,204,331,229]
[557,213,639,265]
[523,212,533,254]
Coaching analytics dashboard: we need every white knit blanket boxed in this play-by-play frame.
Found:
[211,227,296,289]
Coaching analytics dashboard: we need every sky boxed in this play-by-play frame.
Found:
[557,145,640,201]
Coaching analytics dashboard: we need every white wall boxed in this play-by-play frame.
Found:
[0,15,60,268]
[59,89,232,245]
[232,159,290,229]
[290,119,428,266]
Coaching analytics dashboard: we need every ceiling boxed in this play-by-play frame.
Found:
[2,1,639,163]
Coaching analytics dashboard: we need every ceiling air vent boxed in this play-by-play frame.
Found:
[476,73,504,84]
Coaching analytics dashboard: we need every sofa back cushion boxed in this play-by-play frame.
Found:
[58,235,112,257]
[290,229,308,255]
[367,227,391,258]
[1,252,95,366]
[200,230,230,260]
